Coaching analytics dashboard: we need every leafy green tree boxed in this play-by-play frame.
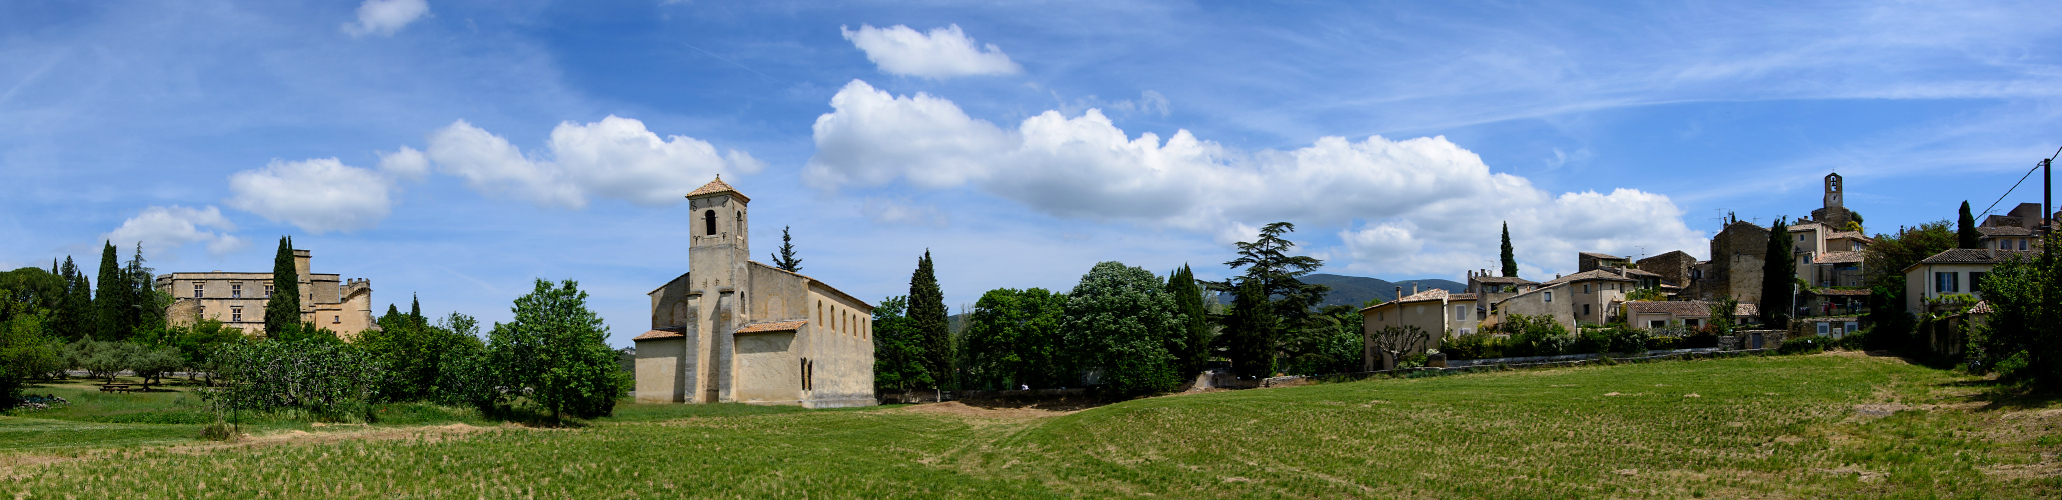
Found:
[871,296,933,392]
[1968,235,2062,384]
[1760,217,1794,326]
[128,345,184,390]
[1061,262,1184,394]
[53,257,94,341]
[121,244,169,337]
[93,241,127,341]
[1501,222,1519,277]
[1220,279,1279,376]
[1957,201,1981,249]
[771,226,803,273]
[1220,222,1327,376]
[906,250,951,390]
[1707,296,1740,337]
[1861,221,1955,352]
[1165,264,1212,375]
[960,288,1066,390]
[489,279,625,424]
[1,314,61,407]
[364,306,486,403]
[1280,304,1363,375]
[264,237,302,337]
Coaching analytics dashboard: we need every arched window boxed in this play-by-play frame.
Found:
[704,210,717,235]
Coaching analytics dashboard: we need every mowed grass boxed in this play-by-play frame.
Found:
[3,352,2060,498]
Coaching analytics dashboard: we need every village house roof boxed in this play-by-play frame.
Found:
[1622,268,1663,278]
[736,320,810,334]
[1361,288,1474,312]
[1580,252,1625,260]
[1977,226,2035,237]
[1809,288,1872,296]
[1623,300,1758,318]
[1826,231,1873,242]
[685,175,750,202]
[1472,275,1538,285]
[1814,251,1866,264]
[1912,248,2040,267]
[1539,269,1638,287]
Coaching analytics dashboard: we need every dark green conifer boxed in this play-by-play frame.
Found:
[907,250,950,390]
[1958,201,1981,249]
[264,237,303,337]
[1501,222,1519,277]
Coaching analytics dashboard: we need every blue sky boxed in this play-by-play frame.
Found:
[4,0,2060,347]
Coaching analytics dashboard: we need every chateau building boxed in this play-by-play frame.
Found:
[155,249,377,338]
[632,177,876,408]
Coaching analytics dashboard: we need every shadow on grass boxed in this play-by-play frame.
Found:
[1938,377,2062,412]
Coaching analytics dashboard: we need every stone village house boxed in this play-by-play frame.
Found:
[632,177,877,408]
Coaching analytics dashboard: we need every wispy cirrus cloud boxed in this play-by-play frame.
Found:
[342,0,431,38]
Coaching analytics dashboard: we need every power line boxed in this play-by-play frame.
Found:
[1977,146,2062,218]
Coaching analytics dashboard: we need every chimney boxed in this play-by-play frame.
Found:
[1412,283,1419,296]
[1989,245,1996,259]
[1395,286,1403,302]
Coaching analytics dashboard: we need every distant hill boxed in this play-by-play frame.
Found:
[1212,273,1467,309]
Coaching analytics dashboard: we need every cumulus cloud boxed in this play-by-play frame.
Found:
[226,158,394,233]
[377,146,430,180]
[862,198,949,227]
[103,206,246,257]
[342,0,430,38]
[424,116,763,209]
[805,79,1707,277]
[841,24,1022,78]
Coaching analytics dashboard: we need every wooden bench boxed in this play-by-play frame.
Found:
[99,384,133,394]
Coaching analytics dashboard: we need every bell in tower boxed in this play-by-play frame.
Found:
[1824,172,1843,209]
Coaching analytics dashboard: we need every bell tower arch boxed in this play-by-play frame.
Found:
[685,175,751,402]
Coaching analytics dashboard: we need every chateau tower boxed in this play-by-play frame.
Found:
[685,175,751,403]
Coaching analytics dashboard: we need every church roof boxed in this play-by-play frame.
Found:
[736,320,809,334]
[686,175,750,203]
[633,328,685,341]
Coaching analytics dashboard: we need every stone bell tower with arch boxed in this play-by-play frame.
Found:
[684,175,752,403]
[1811,172,1854,230]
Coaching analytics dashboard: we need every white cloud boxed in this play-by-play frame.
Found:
[377,146,430,180]
[862,198,949,227]
[840,24,1022,78]
[806,79,1707,278]
[226,158,394,233]
[342,0,430,38]
[424,116,763,209]
[103,205,246,257]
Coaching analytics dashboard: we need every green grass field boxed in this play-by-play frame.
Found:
[2,352,2058,498]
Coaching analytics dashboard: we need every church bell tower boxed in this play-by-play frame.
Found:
[685,175,750,402]
[1824,172,1844,209]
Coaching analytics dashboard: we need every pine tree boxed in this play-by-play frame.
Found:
[93,241,127,341]
[264,237,302,337]
[1165,264,1211,375]
[907,250,950,390]
[1501,222,1519,277]
[771,226,803,273]
[1222,279,1279,377]
[123,243,165,335]
[1760,217,1795,327]
[1958,201,1981,249]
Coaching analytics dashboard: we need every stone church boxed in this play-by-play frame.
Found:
[632,177,877,408]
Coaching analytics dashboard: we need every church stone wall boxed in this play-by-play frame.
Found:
[634,337,688,403]
[748,263,809,322]
[733,331,800,403]
[803,283,876,408]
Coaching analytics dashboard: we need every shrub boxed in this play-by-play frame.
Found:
[1779,337,1826,355]
[1504,315,1573,357]
[1607,327,1650,355]
[1443,332,1505,360]
[204,339,383,423]
[1649,336,1683,351]
[1836,328,1870,351]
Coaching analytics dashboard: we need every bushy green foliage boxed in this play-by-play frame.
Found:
[1165,265,1212,375]
[870,296,932,392]
[1279,304,1362,375]
[71,339,139,382]
[126,346,184,389]
[1966,237,2062,384]
[1779,337,1826,355]
[1760,218,1794,327]
[1,315,62,407]
[1501,314,1573,357]
[485,279,626,423]
[361,308,485,403]
[1220,279,1278,376]
[1219,222,1327,376]
[204,339,383,423]
[1442,331,1505,360]
[959,287,1066,390]
[1062,262,1185,394]
[1861,221,1953,354]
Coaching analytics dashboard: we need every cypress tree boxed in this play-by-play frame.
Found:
[124,243,164,334]
[1165,264,1211,375]
[771,226,803,273]
[1223,279,1278,377]
[1500,222,1519,277]
[1958,201,1981,249]
[93,241,127,341]
[55,256,93,340]
[264,237,302,337]
[907,250,950,390]
[1760,217,1795,327]
[410,294,424,328]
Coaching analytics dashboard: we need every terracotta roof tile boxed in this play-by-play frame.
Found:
[1826,231,1874,241]
[1624,300,1757,317]
[633,329,685,341]
[1810,288,1872,296]
[1977,226,2034,237]
[736,320,808,333]
[1580,252,1625,260]
[1472,276,1538,284]
[1814,251,1865,264]
[1915,248,2039,266]
[685,176,750,203]
[1540,269,1637,286]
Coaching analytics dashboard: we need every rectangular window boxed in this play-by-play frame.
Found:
[1582,304,1592,316]
[1798,234,1806,242]
[1545,291,1553,302]
[333,315,341,324]
[1583,284,1591,294]
[1455,305,1465,319]
[1936,272,1959,293]
[1684,318,1701,328]
[1971,272,1986,296]
[193,282,203,298]
[1649,320,1667,329]
[1845,321,1859,334]
[265,284,274,297]
[2021,239,2029,251]
[231,282,242,298]
[231,306,242,323]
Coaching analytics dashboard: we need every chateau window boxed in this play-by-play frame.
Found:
[334,315,341,324]
[231,306,242,323]
[704,210,717,236]
[193,283,203,298]
[231,283,242,298]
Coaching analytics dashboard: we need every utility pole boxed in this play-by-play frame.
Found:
[2044,158,2052,237]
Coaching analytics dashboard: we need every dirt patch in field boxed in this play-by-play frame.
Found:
[0,453,85,481]
[900,401,1081,419]
[169,422,496,452]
